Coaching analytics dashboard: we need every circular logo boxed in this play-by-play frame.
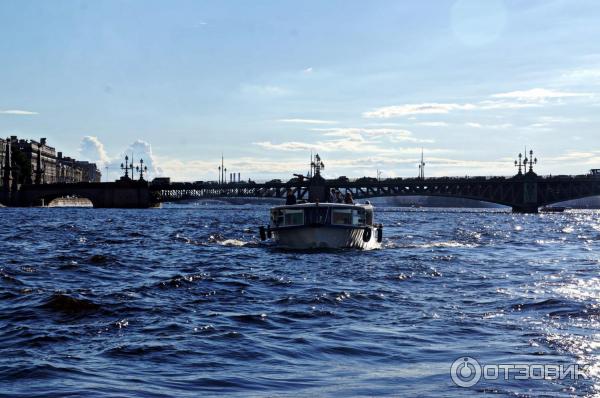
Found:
[450,356,482,388]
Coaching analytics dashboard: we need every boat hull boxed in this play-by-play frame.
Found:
[271,226,381,250]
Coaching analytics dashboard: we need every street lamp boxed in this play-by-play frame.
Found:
[514,153,523,175]
[136,158,148,181]
[121,155,130,179]
[527,149,537,173]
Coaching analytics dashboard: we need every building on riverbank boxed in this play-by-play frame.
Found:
[0,138,5,188]
[13,137,58,184]
[2,136,101,185]
[75,160,102,183]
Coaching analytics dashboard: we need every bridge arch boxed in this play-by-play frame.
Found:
[43,194,95,207]
[346,191,512,208]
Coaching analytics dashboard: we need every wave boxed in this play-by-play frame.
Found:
[40,293,101,315]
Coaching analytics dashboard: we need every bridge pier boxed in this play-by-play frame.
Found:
[13,180,157,208]
[511,205,539,214]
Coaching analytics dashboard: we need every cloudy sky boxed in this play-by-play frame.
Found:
[1,0,600,181]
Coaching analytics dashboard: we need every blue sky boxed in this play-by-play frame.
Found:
[1,0,600,181]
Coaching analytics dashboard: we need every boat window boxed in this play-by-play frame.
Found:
[332,208,366,225]
[332,209,352,225]
[365,208,373,225]
[271,209,304,226]
[353,209,366,225]
[284,209,304,226]
[271,209,284,226]
[305,207,328,224]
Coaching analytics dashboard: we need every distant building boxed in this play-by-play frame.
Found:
[13,137,58,184]
[0,138,5,187]
[0,138,5,188]
[75,160,102,183]
[56,153,82,183]
[2,136,101,185]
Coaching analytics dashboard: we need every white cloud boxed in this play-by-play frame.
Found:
[363,87,593,119]
[561,68,600,85]
[278,118,338,125]
[254,141,319,152]
[546,151,600,162]
[363,103,476,118]
[303,67,313,74]
[313,127,434,143]
[416,121,449,127]
[477,100,541,110]
[123,139,163,177]
[254,126,436,157]
[79,136,110,165]
[82,136,164,181]
[0,109,38,115]
[464,122,512,129]
[491,88,591,101]
[364,99,541,119]
[537,116,580,124]
[254,138,383,154]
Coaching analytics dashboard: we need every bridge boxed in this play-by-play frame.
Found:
[150,172,600,213]
[3,170,599,213]
[3,149,600,213]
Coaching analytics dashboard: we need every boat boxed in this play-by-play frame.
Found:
[258,154,383,250]
[260,202,383,249]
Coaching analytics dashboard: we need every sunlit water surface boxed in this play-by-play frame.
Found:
[2,204,600,397]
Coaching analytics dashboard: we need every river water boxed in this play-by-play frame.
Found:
[1,203,600,397]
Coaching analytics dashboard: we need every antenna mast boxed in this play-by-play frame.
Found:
[418,148,425,179]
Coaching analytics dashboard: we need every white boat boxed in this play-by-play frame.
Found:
[258,154,383,250]
[259,202,383,249]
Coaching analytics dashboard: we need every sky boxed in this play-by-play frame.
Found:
[1,0,600,181]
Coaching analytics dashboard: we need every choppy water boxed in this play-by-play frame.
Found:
[2,203,600,397]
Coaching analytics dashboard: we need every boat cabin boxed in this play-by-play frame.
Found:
[270,204,374,228]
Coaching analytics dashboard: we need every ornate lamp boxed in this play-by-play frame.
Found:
[121,155,130,179]
[135,158,148,180]
[528,150,537,173]
[514,153,523,175]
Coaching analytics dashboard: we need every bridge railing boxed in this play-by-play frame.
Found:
[148,172,600,191]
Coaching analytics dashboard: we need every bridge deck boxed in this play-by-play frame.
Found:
[4,174,600,212]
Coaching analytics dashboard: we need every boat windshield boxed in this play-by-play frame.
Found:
[331,208,366,226]
[271,208,304,226]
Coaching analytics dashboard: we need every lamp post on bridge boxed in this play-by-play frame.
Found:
[514,153,523,175]
[121,155,131,179]
[523,150,537,174]
[136,158,148,181]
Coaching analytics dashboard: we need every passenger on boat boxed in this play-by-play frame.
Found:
[335,191,344,203]
[344,192,354,204]
[329,189,337,203]
[285,188,297,205]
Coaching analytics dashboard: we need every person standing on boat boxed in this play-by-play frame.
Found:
[344,192,354,204]
[286,188,297,205]
[335,190,344,203]
[329,189,337,203]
